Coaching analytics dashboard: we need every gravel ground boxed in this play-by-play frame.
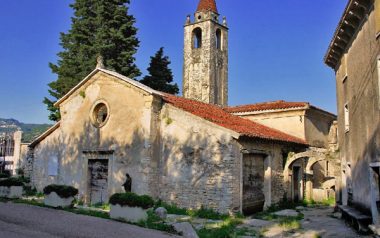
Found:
[0,202,179,238]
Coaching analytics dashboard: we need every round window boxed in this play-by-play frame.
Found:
[92,103,109,128]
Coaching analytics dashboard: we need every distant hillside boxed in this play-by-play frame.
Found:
[0,118,52,143]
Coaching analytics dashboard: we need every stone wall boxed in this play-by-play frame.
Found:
[31,71,159,203]
[334,6,380,211]
[183,12,228,106]
[158,104,241,214]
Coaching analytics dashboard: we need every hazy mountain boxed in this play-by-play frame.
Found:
[0,118,51,143]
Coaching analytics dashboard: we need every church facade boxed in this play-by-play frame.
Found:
[27,0,337,214]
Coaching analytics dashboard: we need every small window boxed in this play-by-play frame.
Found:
[216,29,222,50]
[193,28,202,49]
[48,155,58,176]
[91,102,109,128]
[344,103,350,133]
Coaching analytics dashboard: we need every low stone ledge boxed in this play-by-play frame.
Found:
[0,186,23,199]
[110,204,148,223]
[44,192,74,208]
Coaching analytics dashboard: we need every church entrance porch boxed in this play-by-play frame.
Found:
[87,159,109,205]
[242,153,265,215]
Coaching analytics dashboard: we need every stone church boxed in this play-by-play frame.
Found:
[27,0,338,214]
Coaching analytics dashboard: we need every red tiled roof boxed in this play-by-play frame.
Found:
[162,94,307,145]
[225,100,309,113]
[197,0,218,13]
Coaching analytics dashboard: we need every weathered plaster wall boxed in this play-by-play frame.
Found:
[335,8,380,211]
[32,127,62,191]
[32,72,160,203]
[158,104,241,214]
[238,109,335,149]
[304,110,335,148]
[238,110,306,141]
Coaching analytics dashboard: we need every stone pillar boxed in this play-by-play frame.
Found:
[305,172,313,201]
[264,155,272,208]
[342,167,348,206]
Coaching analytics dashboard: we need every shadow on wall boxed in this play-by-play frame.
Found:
[346,123,380,214]
[159,128,237,213]
[32,119,238,212]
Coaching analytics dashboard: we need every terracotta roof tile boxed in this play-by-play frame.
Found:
[197,0,218,13]
[162,94,307,145]
[225,100,309,113]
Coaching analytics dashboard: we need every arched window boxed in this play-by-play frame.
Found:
[216,29,222,50]
[193,28,202,49]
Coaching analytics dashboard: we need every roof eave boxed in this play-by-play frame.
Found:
[29,122,61,148]
[54,68,163,107]
[324,0,373,69]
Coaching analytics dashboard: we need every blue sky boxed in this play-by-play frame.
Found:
[0,0,346,124]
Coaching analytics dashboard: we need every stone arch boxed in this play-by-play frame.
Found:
[284,150,324,171]
[283,150,327,202]
[322,178,336,190]
[306,156,326,173]
[193,27,202,49]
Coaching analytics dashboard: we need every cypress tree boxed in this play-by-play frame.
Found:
[140,47,179,95]
[44,0,140,121]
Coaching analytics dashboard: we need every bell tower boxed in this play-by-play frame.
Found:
[183,0,228,106]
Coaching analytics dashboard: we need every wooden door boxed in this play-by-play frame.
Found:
[243,154,265,215]
[88,159,108,205]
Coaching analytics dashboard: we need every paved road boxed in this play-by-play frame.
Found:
[0,202,179,238]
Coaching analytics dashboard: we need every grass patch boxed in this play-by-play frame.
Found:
[91,202,110,210]
[154,200,188,215]
[13,198,47,208]
[64,207,110,219]
[189,206,229,220]
[197,218,244,238]
[137,210,178,234]
[279,217,301,230]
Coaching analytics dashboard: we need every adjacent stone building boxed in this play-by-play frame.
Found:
[226,101,340,203]
[325,0,380,226]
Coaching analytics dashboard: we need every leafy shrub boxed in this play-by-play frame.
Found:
[190,206,229,220]
[109,192,154,209]
[137,210,178,234]
[154,200,188,215]
[23,185,37,196]
[0,173,10,179]
[43,184,78,198]
[0,177,24,187]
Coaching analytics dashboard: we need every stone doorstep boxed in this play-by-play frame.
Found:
[273,209,299,217]
[173,222,199,238]
[369,224,380,237]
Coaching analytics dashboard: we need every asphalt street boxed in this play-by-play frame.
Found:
[0,202,179,238]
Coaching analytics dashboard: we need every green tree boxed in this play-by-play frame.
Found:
[44,0,141,121]
[140,47,179,95]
